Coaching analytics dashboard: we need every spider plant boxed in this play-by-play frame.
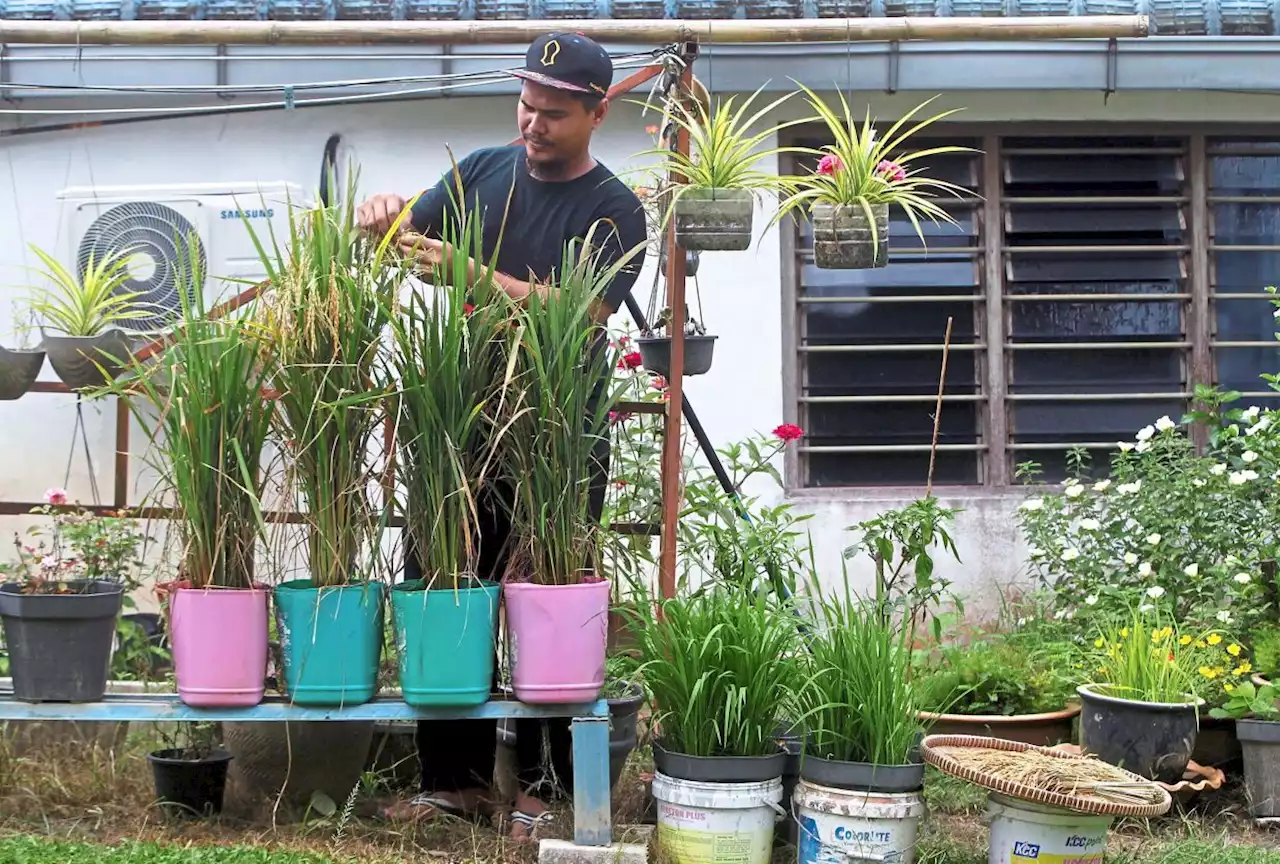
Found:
[244,172,406,588]
[502,224,645,586]
[26,243,153,336]
[101,252,272,589]
[628,582,801,758]
[771,85,975,257]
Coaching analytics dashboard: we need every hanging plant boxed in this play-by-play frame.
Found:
[773,86,974,270]
[0,303,45,401]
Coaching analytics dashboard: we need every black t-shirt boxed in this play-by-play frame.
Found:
[408,144,647,316]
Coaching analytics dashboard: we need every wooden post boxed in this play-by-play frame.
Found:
[657,49,696,602]
[0,16,1150,46]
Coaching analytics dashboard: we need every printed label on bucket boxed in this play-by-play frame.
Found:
[1009,833,1107,864]
[657,821,771,864]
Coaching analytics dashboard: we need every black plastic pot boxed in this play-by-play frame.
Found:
[608,683,646,789]
[636,335,717,378]
[1237,719,1280,817]
[776,726,802,847]
[0,580,124,703]
[798,752,925,793]
[1077,684,1202,783]
[148,748,233,817]
[42,329,135,391]
[652,739,787,783]
[0,345,44,400]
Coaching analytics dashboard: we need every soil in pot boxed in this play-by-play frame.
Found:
[0,580,124,703]
[652,739,788,783]
[607,683,645,789]
[43,329,135,391]
[148,747,233,818]
[673,188,754,252]
[812,202,891,270]
[1077,684,1202,783]
[798,752,925,794]
[1237,719,1280,818]
[636,335,717,378]
[0,345,44,400]
[918,704,1080,748]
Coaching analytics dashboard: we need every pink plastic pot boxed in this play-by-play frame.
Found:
[170,585,269,707]
[504,579,610,704]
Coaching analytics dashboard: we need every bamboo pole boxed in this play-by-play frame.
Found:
[0,15,1148,46]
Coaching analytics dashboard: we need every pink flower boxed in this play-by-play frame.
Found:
[619,351,644,371]
[44,488,67,507]
[876,160,906,183]
[608,411,633,426]
[772,424,805,442]
[816,154,843,176]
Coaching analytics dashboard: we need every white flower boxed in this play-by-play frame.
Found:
[1245,469,1260,481]
[1217,610,1234,624]
[1139,603,1155,614]
[1136,425,1156,442]
[1244,450,1260,464]
[1080,518,1101,531]
[1274,307,1280,319]
[1193,478,1206,487]
[1085,594,1099,606]
[1028,545,1045,559]
[1184,563,1199,577]
[1136,441,1152,454]
[1146,585,1166,599]
[1062,548,1081,561]
[1146,533,1162,545]
[1243,406,1261,422]
[1139,561,1153,576]
[1020,498,1044,512]
[1093,479,1112,492]
[1065,484,1085,499]
[1124,552,1139,565]
[1017,617,1028,627]
[1230,471,1249,485]
[1155,415,1176,432]
[1117,481,1142,494]
[1211,463,1228,476]
[1054,609,1067,620]
[1118,442,1135,453]
[1235,572,1252,585]
[1249,417,1271,436]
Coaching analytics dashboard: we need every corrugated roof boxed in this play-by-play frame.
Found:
[0,0,1275,36]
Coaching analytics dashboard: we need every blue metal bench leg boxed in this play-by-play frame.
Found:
[571,716,612,846]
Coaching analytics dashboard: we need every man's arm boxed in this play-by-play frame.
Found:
[356,152,478,239]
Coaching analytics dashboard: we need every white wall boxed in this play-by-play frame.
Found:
[3,87,1278,615]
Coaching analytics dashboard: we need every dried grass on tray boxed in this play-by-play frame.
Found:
[931,745,1165,806]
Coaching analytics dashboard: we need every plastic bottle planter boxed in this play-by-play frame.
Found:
[814,0,868,15]
[133,0,202,17]
[274,580,384,707]
[949,0,1002,13]
[1237,720,1280,818]
[0,580,124,703]
[204,0,266,18]
[610,0,666,17]
[1076,683,1203,784]
[673,188,754,252]
[1151,0,1207,32]
[42,329,135,392]
[268,0,334,18]
[475,0,528,18]
[0,346,44,401]
[542,0,598,15]
[390,578,499,707]
[2,0,66,18]
[336,0,401,18]
[741,0,800,16]
[404,0,460,17]
[1221,0,1273,34]
[170,586,270,707]
[675,0,735,17]
[69,0,122,18]
[147,748,234,818]
[636,334,717,378]
[811,202,890,270]
[504,579,609,704]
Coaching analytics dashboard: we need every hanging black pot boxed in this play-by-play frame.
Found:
[636,334,717,378]
[0,344,45,400]
[812,202,890,270]
[148,747,233,817]
[673,188,754,252]
[0,580,124,703]
[43,328,135,391]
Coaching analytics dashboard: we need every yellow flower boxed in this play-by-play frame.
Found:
[1121,628,1130,639]
[1196,640,1207,649]
[1200,666,1217,679]
[1228,644,1242,657]
[1159,627,1173,641]
[1094,638,1105,648]
[1235,662,1253,675]
[1225,683,1236,693]
[1208,634,1223,646]
[1180,635,1193,645]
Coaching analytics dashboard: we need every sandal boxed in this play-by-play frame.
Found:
[511,809,555,842]
[378,793,479,824]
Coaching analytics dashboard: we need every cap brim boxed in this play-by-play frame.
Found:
[508,68,592,94]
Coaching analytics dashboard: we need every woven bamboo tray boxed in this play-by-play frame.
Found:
[921,734,1173,818]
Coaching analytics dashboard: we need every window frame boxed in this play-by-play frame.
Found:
[780,122,1280,497]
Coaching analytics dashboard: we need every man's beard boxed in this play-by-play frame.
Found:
[526,153,570,181]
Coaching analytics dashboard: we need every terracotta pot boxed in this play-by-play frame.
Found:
[918,703,1081,747]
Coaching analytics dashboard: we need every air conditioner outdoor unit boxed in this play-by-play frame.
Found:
[54,181,310,332]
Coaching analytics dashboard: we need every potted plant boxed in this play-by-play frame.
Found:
[0,303,45,400]
[1078,609,1206,784]
[635,85,800,252]
[147,720,232,818]
[499,227,644,704]
[636,305,716,379]
[247,180,403,708]
[26,243,150,390]
[772,88,971,270]
[102,260,274,708]
[383,208,511,708]
[1210,679,1280,817]
[0,492,143,703]
[603,652,646,790]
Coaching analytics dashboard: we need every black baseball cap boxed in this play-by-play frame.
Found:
[509,32,613,98]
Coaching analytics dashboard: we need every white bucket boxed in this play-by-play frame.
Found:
[987,793,1114,864]
[652,771,784,864]
[794,778,926,864]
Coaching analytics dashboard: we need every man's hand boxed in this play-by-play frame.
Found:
[357,193,409,236]
[399,232,446,273]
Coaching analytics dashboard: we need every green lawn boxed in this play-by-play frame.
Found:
[0,837,346,863]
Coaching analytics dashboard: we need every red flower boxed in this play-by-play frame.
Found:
[645,125,659,136]
[651,374,667,391]
[614,479,629,489]
[463,302,476,315]
[876,160,906,183]
[772,423,804,442]
[816,154,843,176]
[608,411,633,426]
[619,351,643,371]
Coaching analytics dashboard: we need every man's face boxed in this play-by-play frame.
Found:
[518,80,607,171]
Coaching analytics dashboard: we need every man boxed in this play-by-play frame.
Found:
[357,32,647,841]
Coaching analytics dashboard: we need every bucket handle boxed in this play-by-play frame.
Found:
[764,798,788,820]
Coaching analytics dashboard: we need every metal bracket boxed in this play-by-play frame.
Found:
[886,40,900,95]
[215,44,232,101]
[1104,37,1118,103]
[441,44,453,98]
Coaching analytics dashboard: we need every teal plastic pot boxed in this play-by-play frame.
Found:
[390,578,499,707]
[273,580,384,707]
